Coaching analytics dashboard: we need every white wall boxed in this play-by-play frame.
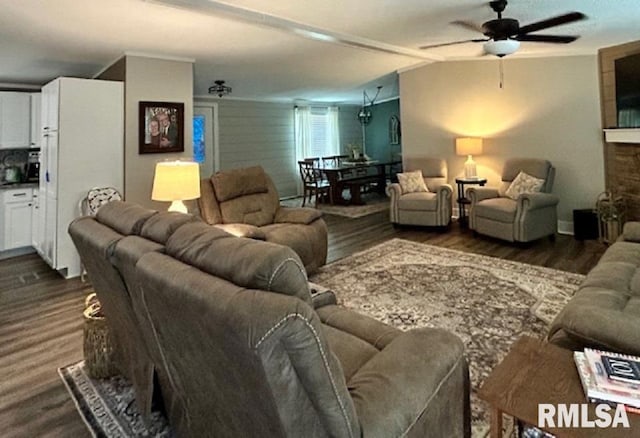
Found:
[400,55,605,224]
[213,99,297,197]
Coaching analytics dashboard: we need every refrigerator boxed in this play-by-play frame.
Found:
[37,77,123,278]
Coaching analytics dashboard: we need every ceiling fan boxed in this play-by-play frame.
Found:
[420,0,587,57]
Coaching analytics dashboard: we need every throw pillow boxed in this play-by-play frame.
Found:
[397,171,429,194]
[505,171,545,200]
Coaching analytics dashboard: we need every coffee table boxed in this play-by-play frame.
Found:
[478,336,640,437]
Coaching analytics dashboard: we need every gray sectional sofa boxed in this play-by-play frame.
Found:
[549,222,640,356]
[69,201,471,437]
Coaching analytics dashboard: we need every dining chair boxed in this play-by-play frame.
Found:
[303,157,320,167]
[298,160,332,207]
[321,155,349,168]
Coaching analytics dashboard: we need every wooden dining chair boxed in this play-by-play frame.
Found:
[321,155,349,168]
[298,161,332,207]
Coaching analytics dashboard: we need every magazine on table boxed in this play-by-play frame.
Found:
[583,349,640,395]
[575,352,640,409]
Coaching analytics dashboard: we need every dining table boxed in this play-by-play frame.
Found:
[315,160,402,205]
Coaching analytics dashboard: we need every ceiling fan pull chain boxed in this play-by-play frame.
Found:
[499,58,504,89]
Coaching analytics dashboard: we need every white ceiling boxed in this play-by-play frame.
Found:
[0,0,638,103]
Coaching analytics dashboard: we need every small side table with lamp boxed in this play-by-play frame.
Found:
[455,137,485,227]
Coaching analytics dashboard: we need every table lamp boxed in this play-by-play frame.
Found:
[151,160,200,213]
[455,137,483,179]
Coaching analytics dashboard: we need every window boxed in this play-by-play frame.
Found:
[192,115,205,164]
[295,106,340,161]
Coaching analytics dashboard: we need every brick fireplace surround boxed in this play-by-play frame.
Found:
[600,40,640,220]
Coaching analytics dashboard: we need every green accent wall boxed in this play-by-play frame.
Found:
[364,98,401,161]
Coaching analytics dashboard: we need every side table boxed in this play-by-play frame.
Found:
[455,177,487,227]
[478,336,640,438]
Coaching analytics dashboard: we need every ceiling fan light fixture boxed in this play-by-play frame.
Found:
[483,39,520,57]
[208,80,232,97]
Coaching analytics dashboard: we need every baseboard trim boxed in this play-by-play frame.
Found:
[557,220,574,236]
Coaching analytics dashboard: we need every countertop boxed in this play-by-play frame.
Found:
[0,182,39,190]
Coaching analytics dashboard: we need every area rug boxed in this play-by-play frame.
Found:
[58,362,172,438]
[59,238,584,437]
[310,238,585,437]
[280,192,389,218]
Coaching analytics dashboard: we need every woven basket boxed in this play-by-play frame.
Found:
[83,293,118,379]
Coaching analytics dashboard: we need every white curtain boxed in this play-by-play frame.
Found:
[326,106,340,157]
[294,106,311,162]
[294,105,341,194]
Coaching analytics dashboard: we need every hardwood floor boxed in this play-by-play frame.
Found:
[0,212,606,437]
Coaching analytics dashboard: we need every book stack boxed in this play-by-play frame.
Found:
[574,348,640,413]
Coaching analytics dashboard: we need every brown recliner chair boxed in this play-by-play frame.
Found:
[198,165,327,274]
[467,158,559,242]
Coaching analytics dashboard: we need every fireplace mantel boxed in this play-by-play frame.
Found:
[604,128,640,144]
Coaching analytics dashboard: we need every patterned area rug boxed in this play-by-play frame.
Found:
[310,238,585,437]
[59,362,172,437]
[59,238,584,437]
[280,192,389,218]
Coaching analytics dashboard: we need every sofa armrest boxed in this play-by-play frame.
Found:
[274,206,322,225]
[386,182,402,197]
[517,192,559,211]
[433,183,453,196]
[622,222,640,243]
[387,183,402,223]
[348,328,470,437]
[308,282,337,309]
[549,302,640,356]
[467,187,499,204]
[213,223,266,240]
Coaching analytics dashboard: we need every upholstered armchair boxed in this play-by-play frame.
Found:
[467,158,559,242]
[387,157,453,227]
[198,165,328,273]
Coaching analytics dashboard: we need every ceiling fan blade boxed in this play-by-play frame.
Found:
[515,34,579,44]
[419,38,488,50]
[451,20,485,34]
[518,12,586,35]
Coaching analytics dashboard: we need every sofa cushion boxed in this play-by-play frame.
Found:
[322,324,379,381]
[474,198,517,223]
[274,207,322,225]
[213,223,266,240]
[165,222,311,304]
[623,222,640,243]
[212,166,268,202]
[96,201,157,236]
[397,192,437,211]
[140,211,198,244]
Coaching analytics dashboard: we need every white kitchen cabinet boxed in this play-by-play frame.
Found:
[30,93,41,148]
[0,92,31,149]
[38,77,123,278]
[1,188,34,251]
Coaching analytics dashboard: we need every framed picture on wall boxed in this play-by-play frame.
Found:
[139,101,184,154]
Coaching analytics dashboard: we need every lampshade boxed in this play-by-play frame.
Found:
[483,39,520,57]
[152,161,200,213]
[455,137,483,156]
